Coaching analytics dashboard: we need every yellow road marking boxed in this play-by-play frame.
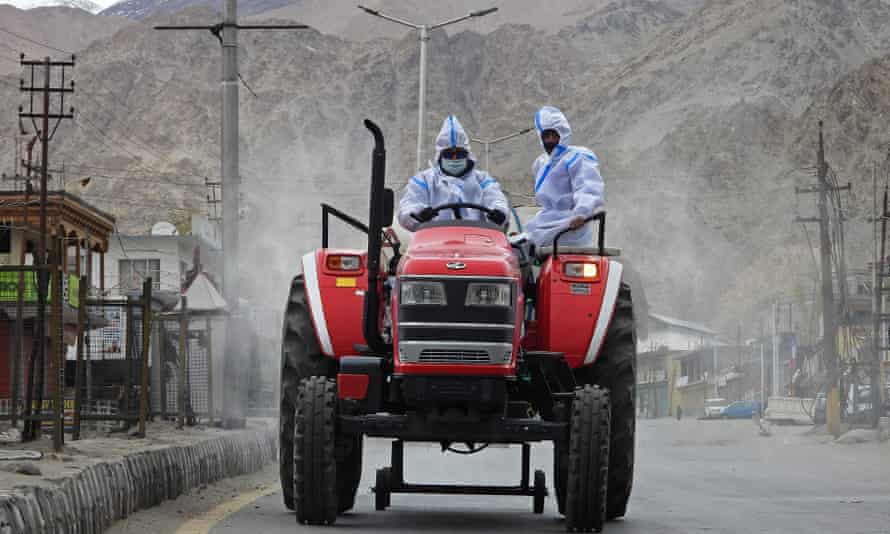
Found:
[175,485,279,534]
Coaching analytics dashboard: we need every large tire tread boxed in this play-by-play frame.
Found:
[565,385,610,533]
[294,377,339,525]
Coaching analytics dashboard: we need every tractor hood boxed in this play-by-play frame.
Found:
[398,225,519,278]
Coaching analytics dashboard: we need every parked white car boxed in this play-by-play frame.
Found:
[704,398,728,418]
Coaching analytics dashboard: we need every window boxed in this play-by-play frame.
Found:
[0,226,10,254]
[119,259,161,292]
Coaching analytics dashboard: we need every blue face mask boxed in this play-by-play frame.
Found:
[440,157,469,177]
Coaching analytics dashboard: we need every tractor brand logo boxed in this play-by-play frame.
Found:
[446,262,466,270]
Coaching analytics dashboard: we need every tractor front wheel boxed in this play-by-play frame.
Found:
[565,385,611,533]
[293,377,339,525]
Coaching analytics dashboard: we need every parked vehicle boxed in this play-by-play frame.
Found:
[703,398,728,418]
[720,400,761,419]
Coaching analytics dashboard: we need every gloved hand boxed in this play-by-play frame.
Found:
[568,215,586,230]
[412,207,436,223]
[487,209,506,225]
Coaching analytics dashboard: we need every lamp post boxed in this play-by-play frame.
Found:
[470,126,533,173]
[358,5,498,171]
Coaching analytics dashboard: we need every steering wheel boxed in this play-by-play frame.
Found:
[413,202,498,222]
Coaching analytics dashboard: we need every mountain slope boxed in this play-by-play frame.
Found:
[0,5,132,75]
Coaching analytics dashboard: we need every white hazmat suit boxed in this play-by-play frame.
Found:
[398,115,510,232]
[525,106,604,248]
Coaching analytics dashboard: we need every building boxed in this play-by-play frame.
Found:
[636,312,727,418]
[0,190,115,402]
[99,215,221,300]
[637,348,676,418]
[100,215,227,419]
[637,313,722,353]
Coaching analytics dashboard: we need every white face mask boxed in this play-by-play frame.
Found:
[441,158,469,177]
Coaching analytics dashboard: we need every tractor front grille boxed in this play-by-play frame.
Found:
[398,341,512,365]
[418,349,490,363]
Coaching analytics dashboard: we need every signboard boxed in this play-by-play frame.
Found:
[0,271,81,308]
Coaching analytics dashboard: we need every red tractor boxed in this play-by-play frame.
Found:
[279,121,636,533]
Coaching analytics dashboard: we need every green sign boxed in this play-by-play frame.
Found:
[0,271,38,303]
[67,275,80,308]
[0,271,81,308]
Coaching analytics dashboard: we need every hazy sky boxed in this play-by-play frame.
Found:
[2,0,117,12]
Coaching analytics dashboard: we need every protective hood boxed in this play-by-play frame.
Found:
[434,114,476,164]
[534,106,572,151]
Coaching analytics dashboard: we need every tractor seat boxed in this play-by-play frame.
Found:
[536,245,622,259]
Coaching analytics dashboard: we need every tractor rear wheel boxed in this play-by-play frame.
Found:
[337,434,363,513]
[280,275,336,510]
[578,282,637,520]
[533,469,547,514]
[565,385,610,533]
[293,377,339,525]
[374,467,392,511]
[554,441,567,515]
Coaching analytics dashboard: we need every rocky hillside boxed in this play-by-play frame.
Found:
[0,5,132,75]
[1,0,888,331]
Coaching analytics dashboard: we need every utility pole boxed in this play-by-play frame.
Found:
[770,301,779,397]
[358,5,498,171]
[872,171,888,428]
[18,54,74,441]
[817,124,839,437]
[156,4,307,429]
[794,121,850,437]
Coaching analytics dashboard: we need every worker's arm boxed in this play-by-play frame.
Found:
[479,173,510,226]
[567,150,604,221]
[397,176,432,232]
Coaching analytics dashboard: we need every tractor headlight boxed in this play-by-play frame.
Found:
[326,254,362,271]
[400,281,447,306]
[465,282,511,307]
[563,262,599,279]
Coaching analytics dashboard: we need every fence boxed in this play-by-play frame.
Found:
[78,281,152,437]
[155,298,218,428]
[0,259,156,449]
[1,264,233,447]
[0,262,86,449]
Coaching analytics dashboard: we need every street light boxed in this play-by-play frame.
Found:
[358,5,498,171]
[470,126,533,173]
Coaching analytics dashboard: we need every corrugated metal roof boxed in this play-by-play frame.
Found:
[174,272,227,312]
[648,312,717,336]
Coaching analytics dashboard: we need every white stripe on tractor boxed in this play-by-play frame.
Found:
[583,260,623,365]
[301,252,335,356]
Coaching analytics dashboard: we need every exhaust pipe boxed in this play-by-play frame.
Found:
[362,119,391,354]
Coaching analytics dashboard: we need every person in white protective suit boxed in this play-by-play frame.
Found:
[525,106,604,248]
[397,115,510,231]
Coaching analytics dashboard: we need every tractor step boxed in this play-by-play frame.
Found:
[388,483,539,496]
[373,440,548,513]
[340,413,566,442]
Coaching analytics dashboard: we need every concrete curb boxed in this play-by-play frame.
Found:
[0,424,277,534]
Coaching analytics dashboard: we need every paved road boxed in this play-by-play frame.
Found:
[205,420,890,533]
